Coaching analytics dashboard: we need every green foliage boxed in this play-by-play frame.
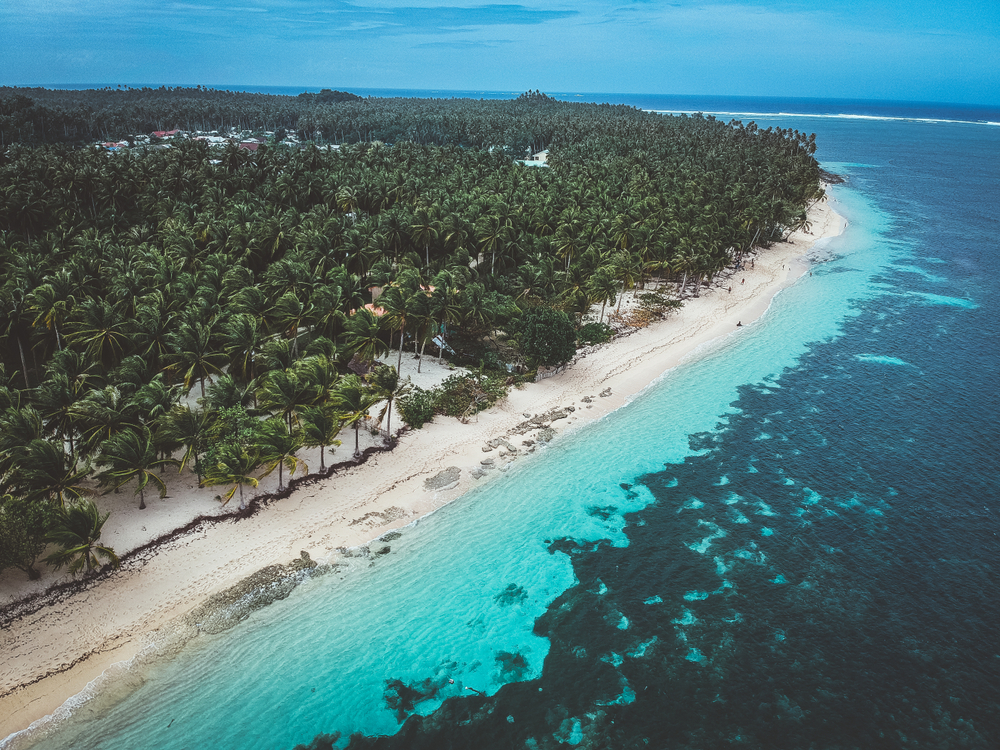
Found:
[517,307,577,367]
[577,322,614,346]
[0,493,53,579]
[43,499,119,575]
[397,387,437,429]
[637,291,683,314]
[0,88,822,513]
[200,441,261,508]
[96,425,178,509]
[255,418,307,491]
[397,373,508,429]
[433,373,509,418]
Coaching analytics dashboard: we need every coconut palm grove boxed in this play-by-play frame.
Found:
[0,87,824,580]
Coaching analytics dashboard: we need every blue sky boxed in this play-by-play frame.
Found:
[3,1,999,104]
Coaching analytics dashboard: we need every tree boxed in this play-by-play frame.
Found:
[344,307,388,365]
[67,298,130,369]
[333,374,379,457]
[366,364,412,439]
[586,266,618,324]
[165,322,228,399]
[43,499,120,576]
[96,426,179,509]
[410,206,441,268]
[0,493,52,580]
[255,417,307,491]
[224,312,265,383]
[300,404,342,471]
[272,291,314,358]
[201,441,261,509]
[155,404,210,478]
[258,367,321,431]
[200,405,265,508]
[15,439,92,506]
[517,307,577,367]
[70,385,137,457]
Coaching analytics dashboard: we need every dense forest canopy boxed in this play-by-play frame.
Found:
[0,87,824,579]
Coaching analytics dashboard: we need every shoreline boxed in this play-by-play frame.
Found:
[0,197,847,745]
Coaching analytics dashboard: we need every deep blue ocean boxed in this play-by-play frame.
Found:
[8,93,1000,750]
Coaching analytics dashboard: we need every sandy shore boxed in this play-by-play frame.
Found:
[0,197,845,744]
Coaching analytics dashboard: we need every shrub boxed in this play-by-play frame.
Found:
[397,387,437,429]
[435,373,508,418]
[637,291,683,314]
[517,307,577,366]
[577,322,614,345]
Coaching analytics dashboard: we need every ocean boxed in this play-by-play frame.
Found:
[9,94,1000,749]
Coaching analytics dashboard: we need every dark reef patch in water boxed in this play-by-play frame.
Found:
[493,584,528,606]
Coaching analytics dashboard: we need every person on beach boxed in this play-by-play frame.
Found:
[728,286,732,293]
[741,278,745,284]
[737,321,742,327]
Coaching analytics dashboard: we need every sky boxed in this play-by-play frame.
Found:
[3,0,999,104]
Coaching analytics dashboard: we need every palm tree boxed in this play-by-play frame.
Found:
[429,270,462,359]
[43,499,119,575]
[254,418,307,491]
[258,368,321,431]
[271,291,314,358]
[165,322,228,399]
[27,271,76,353]
[332,374,379,457]
[155,404,211,478]
[200,442,261,509]
[293,355,341,403]
[310,284,348,340]
[344,307,389,365]
[476,213,512,275]
[378,284,410,372]
[70,385,137,458]
[223,313,265,383]
[0,405,45,478]
[67,298,131,369]
[365,365,412,440]
[586,266,618,324]
[205,373,258,412]
[410,206,441,268]
[129,375,181,427]
[96,426,179,509]
[299,404,343,471]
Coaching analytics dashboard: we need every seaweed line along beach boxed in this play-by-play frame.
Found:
[0,197,845,745]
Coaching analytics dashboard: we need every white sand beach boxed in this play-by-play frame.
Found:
[0,197,845,744]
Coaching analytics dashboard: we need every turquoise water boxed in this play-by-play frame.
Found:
[10,102,1000,749]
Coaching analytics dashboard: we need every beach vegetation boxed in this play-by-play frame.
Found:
[0,492,52,579]
[0,86,824,569]
[201,442,262,509]
[42,499,120,575]
[517,307,577,367]
[299,404,343,471]
[577,322,614,346]
[332,374,380,457]
[96,425,179,509]
[255,417,307,492]
[433,373,509,419]
[365,364,412,438]
[396,387,437,429]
